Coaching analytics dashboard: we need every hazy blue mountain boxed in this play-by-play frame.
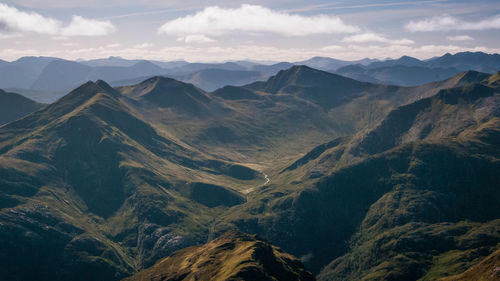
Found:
[331,52,500,86]
[249,62,295,76]
[110,68,268,91]
[426,51,500,73]
[31,60,167,91]
[335,64,461,86]
[0,56,61,89]
[175,68,266,91]
[364,55,424,69]
[81,56,146,67]
[296,56,379,71]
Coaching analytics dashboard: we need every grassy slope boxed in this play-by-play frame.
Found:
[124,230,315,281]
[215,74,500,277]
[0,80,264,280]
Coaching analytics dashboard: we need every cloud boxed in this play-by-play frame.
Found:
[133,43,153,48]
[342,32,415,45]
[0,3,116,36]
[158,4,359,37]
[177,34,216,44]
[446,35,474,41]
[406,14,500,31]
[0,3,60,34]
[0,32,23,39]
[62,16,115,36]
[41,42,500,64]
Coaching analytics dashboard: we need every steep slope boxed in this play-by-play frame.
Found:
[0,80,263,281]
[124,230,315,281]
[438,248,500,281]
[0,89,43,125]
[215,75,500,277]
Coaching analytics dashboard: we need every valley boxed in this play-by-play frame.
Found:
[0,61,499,281]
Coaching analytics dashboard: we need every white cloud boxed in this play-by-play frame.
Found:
[158,4,359,37]
[406,14,500,32]
[105,43,121,48]
[177,34,216,44]
[0,3,116,36]
[0,3,60,34]
[342,32,414,45]
[446,35,474,41]
[62,15,115,36]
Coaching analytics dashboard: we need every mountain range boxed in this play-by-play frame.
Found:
[0,61,499,280]
[2,52,499,103]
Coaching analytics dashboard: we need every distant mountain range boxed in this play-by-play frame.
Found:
[1,52,498,102]
[332,52,500,86]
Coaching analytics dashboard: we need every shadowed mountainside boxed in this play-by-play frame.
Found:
[0,89,43,125]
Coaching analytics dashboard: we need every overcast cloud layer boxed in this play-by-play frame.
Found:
[0,0,499,61]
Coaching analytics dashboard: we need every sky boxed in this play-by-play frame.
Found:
[0,0,499,62]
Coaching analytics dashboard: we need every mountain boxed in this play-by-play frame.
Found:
[82,56,188,69]
[250,62,295,76]
[438,248,500,281]
[31,60,167,91]
[331,52,500,87]
[175,68,266,91]
[364,55,424,69]
[124,230,315,281]
[120,76,213,113]
[0,89,43,125]
[214,71,500,278]
[80,56,144,67]
[0,79,264,280]
[165,62,247,75]
[335,64,461,86]
[0,64,499,281]
[0,56,60,89]
[296,57,378,71]
[426,51,500,73]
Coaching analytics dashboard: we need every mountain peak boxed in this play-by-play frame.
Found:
[124,230,315,281]
[256,65,364,94]
[122,76,211,112]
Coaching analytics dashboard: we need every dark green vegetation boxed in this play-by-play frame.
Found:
[0,64,498,280]
[124,230,315,281]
